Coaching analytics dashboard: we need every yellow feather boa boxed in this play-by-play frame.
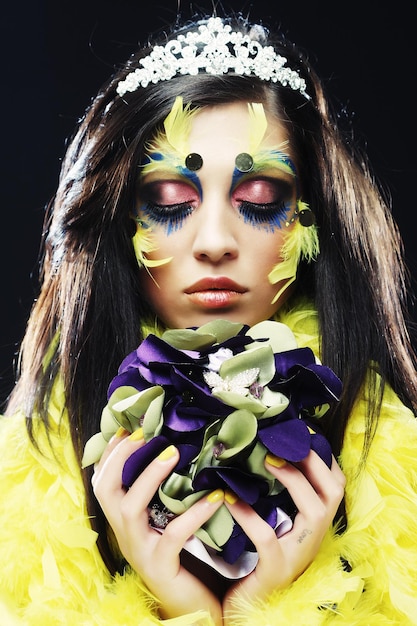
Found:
[1,303,417,624]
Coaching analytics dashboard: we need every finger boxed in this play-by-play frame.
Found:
[294,452,345,488]
[265,451,344,521]
[223,492,285,588]
[92,430,148,528]
[155,489,225,563]
[120,444,180,517]
[293,452,345,514]
[224,491,278,558]
[91,427,131,486]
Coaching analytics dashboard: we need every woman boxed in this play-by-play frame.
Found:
[1,13,417,625]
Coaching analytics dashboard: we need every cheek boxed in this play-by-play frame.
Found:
[243,228,286,263]
[144,228,182,259]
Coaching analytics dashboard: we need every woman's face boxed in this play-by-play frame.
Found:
[137,101,299,329]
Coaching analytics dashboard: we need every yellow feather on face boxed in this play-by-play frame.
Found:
[133,97,198,267]
[163,95,197,155]
[141,96,199,176]
[268,201,320,304]
[247,102,268,153]
[132,221,172,268]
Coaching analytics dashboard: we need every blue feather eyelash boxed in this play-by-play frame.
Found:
[140,202,193,235]
[238,200,291,230]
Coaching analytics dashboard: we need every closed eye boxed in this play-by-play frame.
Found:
[137,180,200,232]
[231,177,295,228]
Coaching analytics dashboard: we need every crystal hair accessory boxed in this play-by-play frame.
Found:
[116,17,309,99]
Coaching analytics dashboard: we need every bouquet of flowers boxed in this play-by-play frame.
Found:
[83,318,341,577]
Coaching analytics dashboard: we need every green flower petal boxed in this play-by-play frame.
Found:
[81,432,108,468]
[220,345,275,385]
[195,504,234,549]
[192,421,223,475]
[162,319,245,350]
[194,410,257,474]
[216,410,257,460]
[159,473,208,514]
[107,385,164,435]
[244,441,285,495]
[141,390,166,440]
[247,320,298,352]
[100,404,125,440]
[210,390,266,414]
[197,319,245,343]
[257,388,289,418]
[161,328,217,350]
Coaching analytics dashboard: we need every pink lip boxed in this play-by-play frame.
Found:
[185,277,247,308]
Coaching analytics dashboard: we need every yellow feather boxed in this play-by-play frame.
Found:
[247,102,268,153]
[268,201,319,303]
[132,222,172,268]
[142,96,198,177]
[163,96,197,156]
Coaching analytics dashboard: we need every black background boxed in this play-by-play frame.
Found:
[2,0,416,405]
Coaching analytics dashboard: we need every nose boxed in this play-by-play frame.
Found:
[192,196,239,263]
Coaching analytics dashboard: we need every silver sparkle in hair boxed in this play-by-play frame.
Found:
[116,17,309,99]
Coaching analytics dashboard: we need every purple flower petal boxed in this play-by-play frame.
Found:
[221,526,248,564]
[310,432,333,467]
[135,335,198,385]
[107,368,150,397]
[164,397,209,431]
[258,418,311,461]
[122,436,170,488]
[273,347,316,376]
[193,467,267,504]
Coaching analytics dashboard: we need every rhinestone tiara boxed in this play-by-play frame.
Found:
[116,17,309,99]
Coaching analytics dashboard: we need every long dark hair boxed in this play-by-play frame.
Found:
[7,14,417,572]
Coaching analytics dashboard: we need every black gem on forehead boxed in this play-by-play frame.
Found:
[235,152,254,173]
[185,153,203,171]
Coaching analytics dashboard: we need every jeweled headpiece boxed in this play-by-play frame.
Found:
[116,17,309,99]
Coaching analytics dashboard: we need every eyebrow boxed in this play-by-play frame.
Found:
[140,154,203,196]
[251,148,297,176]
[231,148,298,191]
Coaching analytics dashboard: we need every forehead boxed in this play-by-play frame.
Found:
[188,101,290,155]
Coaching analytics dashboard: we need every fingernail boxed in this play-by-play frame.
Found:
[224,490,238,505]
[129,428,144,442]
[115,426,129,438]
[265,453,286,468]
[207,489,224,504]
[157,445,177,461]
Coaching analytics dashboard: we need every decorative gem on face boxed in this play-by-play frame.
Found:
[235,152,254,173]
[298,207,316,227]
[283,205,316,228]
[185,152,203,171]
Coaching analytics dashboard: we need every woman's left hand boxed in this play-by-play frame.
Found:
[222,450,345,619]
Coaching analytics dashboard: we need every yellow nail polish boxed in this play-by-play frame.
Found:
[265,453,286,468]
[129,428,144,442]
[115,426,129,438]
[224,490,238,505]
[207,489,224,504]
[157,445,177,461]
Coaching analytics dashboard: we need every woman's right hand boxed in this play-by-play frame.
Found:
[92,429,223,624]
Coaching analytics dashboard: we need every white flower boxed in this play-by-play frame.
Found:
[206,348,234,372]
[204,367,260,396]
